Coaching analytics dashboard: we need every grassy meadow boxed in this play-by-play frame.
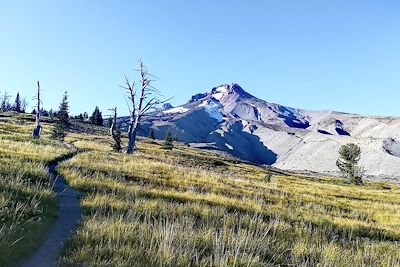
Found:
[57,134,400,266]
[1,113,400,266]
[0,113,75,266]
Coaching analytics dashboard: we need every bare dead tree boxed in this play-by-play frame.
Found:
[122,60,167,154]
[109,107,117,138]
[108,107,122,152]
[32,81,42,138]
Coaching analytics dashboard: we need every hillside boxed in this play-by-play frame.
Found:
[0,113,75,266]
[133,83,400,182]
[1,113,400,266]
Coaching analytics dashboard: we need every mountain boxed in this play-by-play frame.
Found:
[136,83,400,182]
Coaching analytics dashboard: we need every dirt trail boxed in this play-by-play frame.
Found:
[21,155,82,267]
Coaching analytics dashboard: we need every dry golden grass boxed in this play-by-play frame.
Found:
[57,138,400,266]
[0,113,74,266]
[2,113,400,266]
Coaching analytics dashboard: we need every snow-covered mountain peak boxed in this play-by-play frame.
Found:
[174,83,309,128]
[134,83,400,180]
[188,83,252,104]
[210,83,253,100]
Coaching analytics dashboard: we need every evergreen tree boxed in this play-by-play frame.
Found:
[163,130,174,150]
[173,134,179,142]
[41,109,49,117]
[51,92,70,141]
[90,106,103,126]
[83,112,88,121]
[336,143,363,185]
[78,113,84,121]
[57,91,70,127]
[13,93,21,112]
[97,109,103,125]
[147,129,155,140]
[51,121,67,141]
[0,91,11,112]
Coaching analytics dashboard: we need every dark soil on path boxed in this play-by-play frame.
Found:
[21,156,82,267]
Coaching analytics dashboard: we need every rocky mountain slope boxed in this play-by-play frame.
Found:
[135,83,400,181]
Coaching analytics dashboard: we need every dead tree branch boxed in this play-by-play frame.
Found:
[124,60,168,154]
[32,81,42,138]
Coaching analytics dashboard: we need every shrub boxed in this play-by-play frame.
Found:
[264,167,272,183]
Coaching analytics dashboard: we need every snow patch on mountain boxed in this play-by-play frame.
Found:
[210,85,229,101]
[215,86,228,93]
[197,99,224,122]
[205,103,223,122]
[215,129,225,137]
[198,100,208,107]
[225,143,234,150]
[212,92,224,101]
[137,83,400,181]
[163,107,189,114]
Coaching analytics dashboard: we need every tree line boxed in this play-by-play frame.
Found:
[1,88,104,126]
[0,91,28,113]
[16,59,171,151]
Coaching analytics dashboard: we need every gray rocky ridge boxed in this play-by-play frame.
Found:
[131,83,400,182]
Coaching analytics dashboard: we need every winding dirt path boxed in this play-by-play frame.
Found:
[22,155,82,267]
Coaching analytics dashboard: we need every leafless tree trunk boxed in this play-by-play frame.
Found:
[109,107,122,152]
[122,60,166,154]
[32,81,42,138]
[109,107,117,140]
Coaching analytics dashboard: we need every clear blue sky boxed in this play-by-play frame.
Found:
[1,0,399,116]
